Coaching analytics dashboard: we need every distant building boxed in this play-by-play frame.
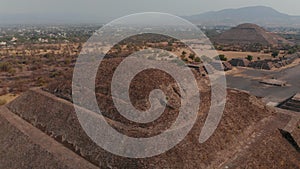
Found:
[248,60,274,70]
[0,41,7,46]
[229,58,250,67]
[38,38,49,43]
[248,53,300,70]
[11,37,18,42]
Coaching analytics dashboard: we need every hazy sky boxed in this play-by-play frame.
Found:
[0,0,299,23]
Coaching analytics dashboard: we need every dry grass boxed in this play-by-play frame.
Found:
[0,99,6,105]
[0,94,19,105]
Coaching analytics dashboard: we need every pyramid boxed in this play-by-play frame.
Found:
[1,57,299,168]
[214,23,292,47]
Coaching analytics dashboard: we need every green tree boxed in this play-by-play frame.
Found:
[246,55,253,61]
[216,54,227,61]
[288,48,297,54]
[272,51,279,58]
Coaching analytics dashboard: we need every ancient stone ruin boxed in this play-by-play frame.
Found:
[214,23,293,47]
[278,93,300,112]
[0,58,299,168]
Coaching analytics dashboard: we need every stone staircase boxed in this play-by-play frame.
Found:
[278,93,300,112]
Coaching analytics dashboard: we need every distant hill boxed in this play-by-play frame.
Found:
[214,23,293,47]
[185,6,300,28]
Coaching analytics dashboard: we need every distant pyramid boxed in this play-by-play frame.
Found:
[214,23,292,47]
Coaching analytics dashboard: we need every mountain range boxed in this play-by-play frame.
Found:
[1,6,300,28]
[185,6,300,28]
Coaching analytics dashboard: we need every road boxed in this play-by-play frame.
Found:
[226,64,300,104]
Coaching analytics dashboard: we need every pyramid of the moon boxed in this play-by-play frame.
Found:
[214,23,292,46]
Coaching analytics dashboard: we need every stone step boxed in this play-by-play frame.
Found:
[0,106,98,169]
[280,105,300,112]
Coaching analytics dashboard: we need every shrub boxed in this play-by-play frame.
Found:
[37,77,47,86]
[64,58,71,65]
[188,53,195,60]
[165,46,173,51]
[0,62,12,72]
[215,54,227,61]
[246,55,253,61]
[194,57,201,62]
[8,68,16,75]
[49,71,61,78]
[288,48,297,54]
[272,51,279,58]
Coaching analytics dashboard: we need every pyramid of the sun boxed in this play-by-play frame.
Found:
[214,23,292,46]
